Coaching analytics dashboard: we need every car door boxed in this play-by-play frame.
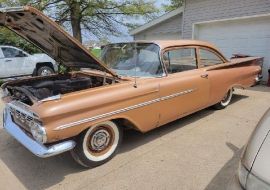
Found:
[158,46,210,126]
[197,47,229,105]
[1,47,29,77]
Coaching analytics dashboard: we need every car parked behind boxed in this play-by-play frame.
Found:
[0,45,57,78]
[228,108,270,190]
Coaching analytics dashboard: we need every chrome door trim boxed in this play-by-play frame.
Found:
[54,88,196,131]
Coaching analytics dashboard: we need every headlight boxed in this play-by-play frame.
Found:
[238,162,249,189]
[30,122,47,144]
[246,172,270,190]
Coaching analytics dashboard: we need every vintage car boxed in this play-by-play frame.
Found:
[0,6,263,167]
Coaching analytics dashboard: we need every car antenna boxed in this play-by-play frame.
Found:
[134,43,138,88]
[102,45,108,85]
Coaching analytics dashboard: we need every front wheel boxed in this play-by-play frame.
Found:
[71,121,123,168]
[213,88,233,110]
[37,66,54,76]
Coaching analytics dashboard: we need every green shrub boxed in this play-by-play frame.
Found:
[91,48,101,59]
[0,27,41,54]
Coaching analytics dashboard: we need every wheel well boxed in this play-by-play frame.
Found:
[36,62,54,71]
[75,118,140,138]
[112,118,139,131]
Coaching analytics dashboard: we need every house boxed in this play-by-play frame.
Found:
[130,0,270,81]
[130,8,183,40]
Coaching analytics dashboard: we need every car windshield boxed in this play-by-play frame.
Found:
[101,43,163,77]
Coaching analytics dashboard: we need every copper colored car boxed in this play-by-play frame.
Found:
[0,6,263,167]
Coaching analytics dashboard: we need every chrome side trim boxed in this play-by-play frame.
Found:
[54,88,196,131]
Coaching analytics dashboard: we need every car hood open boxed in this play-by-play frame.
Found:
[0,6,117,77]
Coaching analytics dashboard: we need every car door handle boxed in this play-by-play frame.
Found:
[5,59,12,62]
[201,74,209,78]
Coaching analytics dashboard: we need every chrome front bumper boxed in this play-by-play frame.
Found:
[3,107,76,158]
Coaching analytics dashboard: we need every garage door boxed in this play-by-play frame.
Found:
[194,15,270,81]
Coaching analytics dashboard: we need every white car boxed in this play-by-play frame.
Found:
[0,45,57,78]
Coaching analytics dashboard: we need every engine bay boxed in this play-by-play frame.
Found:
[4,73,116,105]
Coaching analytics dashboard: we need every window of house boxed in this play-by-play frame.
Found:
[199,49,224,67]
[163,48,197,74]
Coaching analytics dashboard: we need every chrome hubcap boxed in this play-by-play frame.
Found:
[90,129,111,151]
[41,69,52,76]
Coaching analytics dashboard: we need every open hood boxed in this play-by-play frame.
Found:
[0,6,117,77]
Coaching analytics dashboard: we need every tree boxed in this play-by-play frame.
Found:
[163,0,184,12]
[0,27,41,54]
[1,0,158,43]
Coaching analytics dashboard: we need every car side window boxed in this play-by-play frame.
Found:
[2,47,27,58]
[163,48,197,74]
[199,49,224,67]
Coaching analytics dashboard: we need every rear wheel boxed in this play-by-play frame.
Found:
[213,88,233,110]
[71,121,123,168]
[37,66,54,76]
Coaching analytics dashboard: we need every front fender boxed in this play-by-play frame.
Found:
[33,78,161,143]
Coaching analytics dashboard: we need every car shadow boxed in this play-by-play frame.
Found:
[119,108,216,154]
[249,84,270,92]
[230,93,248,104]
[119,93,248,154]
[204,142,244,190]
[0,93,247,190]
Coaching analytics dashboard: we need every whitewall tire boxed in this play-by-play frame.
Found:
[213,88,233,110]
[71,121,123,168]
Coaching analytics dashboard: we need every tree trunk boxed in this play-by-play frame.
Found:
[70,2,82,42]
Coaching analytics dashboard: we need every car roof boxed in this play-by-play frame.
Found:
[0,45,19,48]
[106,40,220,51]
[135,40,219,50]
[105,40,227,62]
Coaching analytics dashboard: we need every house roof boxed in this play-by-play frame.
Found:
[130,7,183,35]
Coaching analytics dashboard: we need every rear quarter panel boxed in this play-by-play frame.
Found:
[206,58,262,105]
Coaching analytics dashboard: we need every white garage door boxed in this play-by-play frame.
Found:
[194,15,270,81]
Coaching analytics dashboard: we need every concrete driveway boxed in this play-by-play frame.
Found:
[0,86,269,190]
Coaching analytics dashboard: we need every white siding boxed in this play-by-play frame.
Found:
[134,14,182,40]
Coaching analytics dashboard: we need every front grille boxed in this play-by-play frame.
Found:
[8,101,38,133]
[10,107,33,132]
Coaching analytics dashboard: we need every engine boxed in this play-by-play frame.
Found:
[7,76,93,105]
